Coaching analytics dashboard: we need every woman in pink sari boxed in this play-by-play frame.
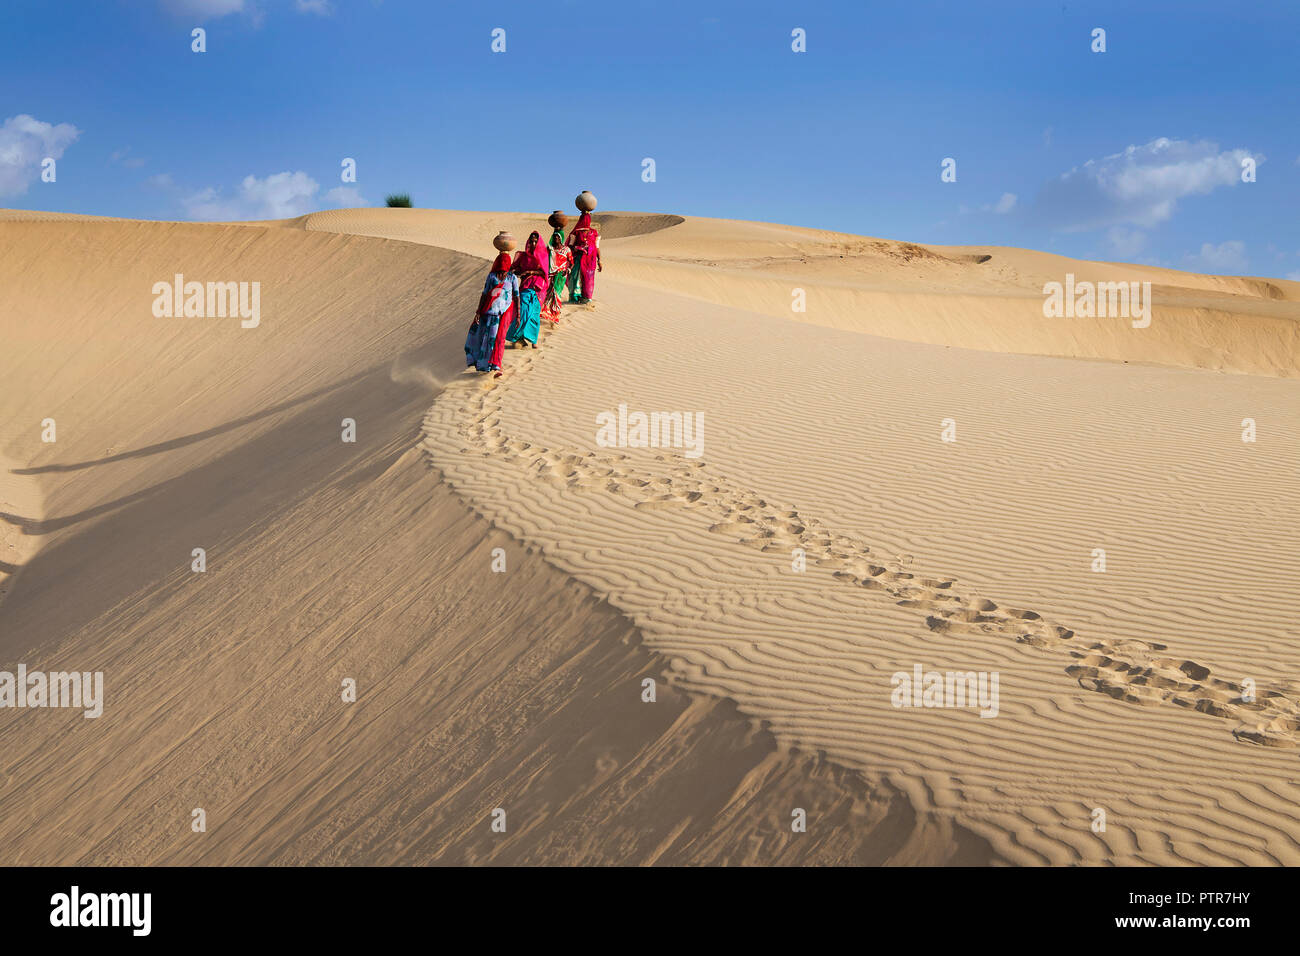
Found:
[566,213,601,304]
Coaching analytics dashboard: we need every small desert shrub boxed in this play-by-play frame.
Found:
[385,193,412,208]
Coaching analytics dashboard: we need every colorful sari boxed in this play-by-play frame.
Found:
[542,228,571,323]
[465,253,519,372]
[506,232,547,346]
[566,213,600,303]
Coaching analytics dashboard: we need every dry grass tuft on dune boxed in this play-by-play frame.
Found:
[2,207,1299,866]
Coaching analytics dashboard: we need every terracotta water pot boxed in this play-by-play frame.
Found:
[547,210,569,229]
[492,231,516,252]
[575,190,597,212]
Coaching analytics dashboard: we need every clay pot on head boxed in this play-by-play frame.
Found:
[492,231,516,252]
[548,210,569,229]
[575,190,597,212]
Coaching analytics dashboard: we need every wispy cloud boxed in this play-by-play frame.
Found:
[159,0,332,19]
[1184,240,1248,274]
[958,193,1017,217]
[0,114,80,198]
[110,147,147,169]
[159,0,246,17]
[990,192,1016,214]
[1033,138,1256,231]
[1105,227,1147,259]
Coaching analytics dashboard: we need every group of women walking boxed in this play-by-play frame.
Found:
[465,206,602,377]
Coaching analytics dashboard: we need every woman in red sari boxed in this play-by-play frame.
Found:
[566,213,601,304]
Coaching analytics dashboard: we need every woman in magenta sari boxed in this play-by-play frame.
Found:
[566,213,601,304]
[465,251,519,376]
[506,231,547,348]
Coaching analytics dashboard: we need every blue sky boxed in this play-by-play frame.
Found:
[3,0,1298,277]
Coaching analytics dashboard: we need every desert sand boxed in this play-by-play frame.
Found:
[1,207,1298,864]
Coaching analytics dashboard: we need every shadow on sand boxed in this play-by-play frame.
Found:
[0,333,464,660]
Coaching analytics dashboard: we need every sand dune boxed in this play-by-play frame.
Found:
[2,207,1298,865]
[0,214,979,864]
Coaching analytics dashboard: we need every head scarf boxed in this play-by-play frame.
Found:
[549,228,565,247]
[511,232,543,273]
[570,213,597,252]
[491,252,512,272]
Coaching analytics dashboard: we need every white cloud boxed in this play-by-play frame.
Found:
[1035,138,1256,231]
[324,186,368,207]
[1287,270,1300,281]
[146,172,176,189]
[1184,240,1248,274]
[0,114,80,197]
[182,170,320,220]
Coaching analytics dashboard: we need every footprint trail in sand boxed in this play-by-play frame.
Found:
[422,317,1300,753]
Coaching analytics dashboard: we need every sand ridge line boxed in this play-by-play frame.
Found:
[420,298,1300,752]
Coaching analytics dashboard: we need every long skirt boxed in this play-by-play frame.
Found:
[568,250,596,303]
[465,315,502,371]
[465,304,515,372]
[488,303,513,370]
[507,289,542,345]
[542,272,565,322]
